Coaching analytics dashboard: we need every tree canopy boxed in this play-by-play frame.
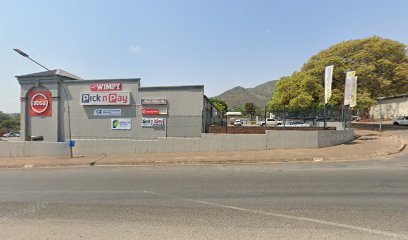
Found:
[210,98,228,112]
[0,111,19,133]
[269,37,408,113]
[244,102,256,117]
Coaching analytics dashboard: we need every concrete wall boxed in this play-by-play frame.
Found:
[0,130,354,157]
[266,131,319,149]
[317,122,344,130]
[317,130,354,148]
[370,96,408,119]
[0,141,69,157]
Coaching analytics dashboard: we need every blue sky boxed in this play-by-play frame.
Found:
[1,0,407,113]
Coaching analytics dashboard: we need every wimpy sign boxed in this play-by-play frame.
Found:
[90,83,122,91]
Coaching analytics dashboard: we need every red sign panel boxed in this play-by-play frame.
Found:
[90,83,122,91]
[142,108,160,115]
[30,90,52,116]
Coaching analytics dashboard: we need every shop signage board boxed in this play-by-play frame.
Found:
[93,109,122,116]
[141,99,167,105]
[90,83,122,91]
[142,118,165,127]
[80,92,130,105]
[141,108,167,115]
[29,90,52,116]
[142,108,160,115]
[111,118,131,130]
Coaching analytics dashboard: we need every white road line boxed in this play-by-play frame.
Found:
[143,190,408,239]
[1,189,407,239]
[0,190,148,194]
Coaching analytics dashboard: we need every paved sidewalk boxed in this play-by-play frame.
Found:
[0,129,406,169]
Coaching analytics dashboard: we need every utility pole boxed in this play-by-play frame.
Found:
[264,106,267,131]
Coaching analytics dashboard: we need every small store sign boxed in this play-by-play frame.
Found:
[90,83,122,91]
[142,118,165,127]
[80,92,130,105]
[141,99,167,105]
[29,90,52,116]
[142,108,160,115]
[94,109,122,117]
[111,118,131,130]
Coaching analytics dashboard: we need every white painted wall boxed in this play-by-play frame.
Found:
[0,130,354,157]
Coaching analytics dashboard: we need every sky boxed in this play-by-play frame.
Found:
[0,0,407,113]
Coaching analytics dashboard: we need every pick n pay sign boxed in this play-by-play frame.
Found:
[80,92,130,105]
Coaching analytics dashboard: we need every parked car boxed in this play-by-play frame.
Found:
[279,121,311,127]
[393,116,408,126]
[234,119,242,126]
[2,131,20,137]
[352,115,361,121]
[259,118,279,127]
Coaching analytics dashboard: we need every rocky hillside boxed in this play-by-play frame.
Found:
[213,80,277,109]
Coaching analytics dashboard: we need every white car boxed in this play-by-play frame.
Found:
[234,119,242,126]
[2,131,20,137]
[259,118,279,127]
[279,121,311,127]
[393,116,408,126]
[291,121,310,127]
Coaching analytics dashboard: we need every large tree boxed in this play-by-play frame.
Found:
[244,102,256,117]
[210,98,228,112]
[0,111,19,132]
[269,37,408,114]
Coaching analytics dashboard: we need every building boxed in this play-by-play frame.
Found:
[225,112,243,124]
[369,94,408,119]
[16,69,222,142]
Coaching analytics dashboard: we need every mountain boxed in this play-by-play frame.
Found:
[213,80,277,110]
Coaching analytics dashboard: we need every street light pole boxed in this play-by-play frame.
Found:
[13,49,51,71]
[13,48,74,158]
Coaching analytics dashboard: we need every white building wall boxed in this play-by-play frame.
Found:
[370,96,408,119]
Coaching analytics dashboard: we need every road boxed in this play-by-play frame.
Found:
[0,147,407,239]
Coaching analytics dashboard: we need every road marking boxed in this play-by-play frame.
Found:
[1,189,407,239]
[143,190,408,239]
[0,190,149,194]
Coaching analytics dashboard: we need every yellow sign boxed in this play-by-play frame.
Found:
[350,76,358,107]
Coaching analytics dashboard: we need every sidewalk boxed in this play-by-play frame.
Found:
[0,129,406,169]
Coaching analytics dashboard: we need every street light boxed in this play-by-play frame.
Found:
[14,49,51,71]
[13,48,74,158]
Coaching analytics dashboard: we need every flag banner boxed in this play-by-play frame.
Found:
[350,76,358,107]
[324,65,334,104]
[344,71,356,106]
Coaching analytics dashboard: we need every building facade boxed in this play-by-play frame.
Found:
[369,94,408,119]
[17,69,221,142]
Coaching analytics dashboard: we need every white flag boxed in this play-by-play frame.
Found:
[350,76,358,108]
[344,71,356,106]
[324,65,334,104]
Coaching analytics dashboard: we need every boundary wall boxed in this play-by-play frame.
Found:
[0,130,354,157]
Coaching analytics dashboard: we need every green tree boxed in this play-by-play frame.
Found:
[269,37,408,113]
[209,98,228,112]
[233,106,245,113]
[0,111,20,132]
[244,102,256,118]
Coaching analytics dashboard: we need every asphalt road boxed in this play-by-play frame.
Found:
[0,149,407,239]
